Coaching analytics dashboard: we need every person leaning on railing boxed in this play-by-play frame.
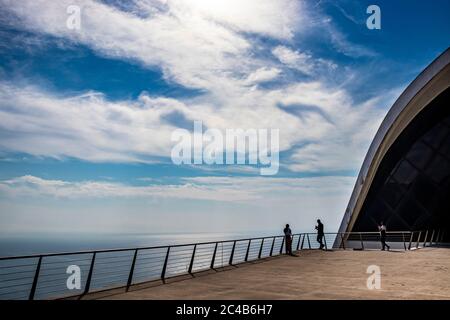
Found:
[283,224,294,256]
[315,219,325,250]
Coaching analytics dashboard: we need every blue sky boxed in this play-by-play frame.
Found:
[0,0,449,235]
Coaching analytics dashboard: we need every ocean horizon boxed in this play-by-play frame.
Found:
[0,229,313,257]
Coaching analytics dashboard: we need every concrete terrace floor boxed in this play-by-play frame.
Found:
[90,248,450,300]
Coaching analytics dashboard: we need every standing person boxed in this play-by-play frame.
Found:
[378,222,390,251]
[283,224,293,256]
[315,219,325,250]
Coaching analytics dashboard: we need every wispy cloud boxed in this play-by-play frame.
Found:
[244,67,281,85]
[0,175,255,201]
[0,174,357,233]
[327,25,377,58]
[301,1,377,59]
[272,45,337,76]
[0,0,389,174]
[0,174,355,202]
[0,77,388,172]
[0,0,302,90]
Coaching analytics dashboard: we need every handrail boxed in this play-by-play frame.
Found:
[0,231,415,261]
[0,230,439,300]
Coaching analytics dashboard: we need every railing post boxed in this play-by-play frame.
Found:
[359,232,364,250]
[416,231,422,249]
[269,237,275,256]
[279,237,285,254]
[429,230,435,246]
[258,239,264,259]
[244,240,251,262]
[323,234,328,251]
[402,233,406,250]
[408,232,414,250]
[435,230,441,245]
[161,246,170,282]
[340,233,346,250]
[210,242,218,269]
[296,234,301,251]
[126,249,138,291]
[84,252,96,295]
[229,241,236,265]
[29,256,42,300]
[188,244,197,274]
[300,234,305,250]
[423,230,429,248]
[307,234,311,249]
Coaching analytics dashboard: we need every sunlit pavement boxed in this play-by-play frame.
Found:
[83,248,450,300]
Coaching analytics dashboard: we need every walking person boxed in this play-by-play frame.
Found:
[283,224,294,256]
[315,219,325,250]
[378,222,390,251]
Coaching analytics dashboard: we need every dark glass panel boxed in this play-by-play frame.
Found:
[412,212,432,230]
[434,183,450,229]
[396,196,427,227]
[405,141,434,170]
[411,174,438,209]
[425,154,450,185]
[385,214,409,231]
[392,160,418,189]
[443,115,450,127]
[360,198,392,230]
[381,177,405,209]
[422,123,448,149]
[437,132,450,159]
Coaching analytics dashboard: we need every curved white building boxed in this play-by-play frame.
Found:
[337,48,450,242]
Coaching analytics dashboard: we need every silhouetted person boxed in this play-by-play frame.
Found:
[315,219,325,249]
[378,222,390,251]
[284,224,293,255]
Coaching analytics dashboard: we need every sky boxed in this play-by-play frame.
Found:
[0,0,449,236]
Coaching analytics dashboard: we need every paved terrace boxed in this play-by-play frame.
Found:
[86,248,450,300]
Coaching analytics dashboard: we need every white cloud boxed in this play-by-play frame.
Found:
[244,67,281,85]
[0,175,356,233]
[0,78,387,172]
[272,45,337,75]
[286,94,388,172]
[315,13,377,58]
[0,0,390,174]
[168,0,302,40]
[0,0,302,91]
[0,174,355,203]
[272,45,315,75]
[0,82,180,162]
[0,175,256,201]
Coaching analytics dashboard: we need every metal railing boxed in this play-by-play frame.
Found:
[0,229,444,300]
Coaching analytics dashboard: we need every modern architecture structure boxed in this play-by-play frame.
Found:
[337,48,450,242]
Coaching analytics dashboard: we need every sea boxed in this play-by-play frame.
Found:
[0,230,287,257]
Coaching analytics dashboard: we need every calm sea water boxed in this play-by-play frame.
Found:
[0,230,286,257]
[0,230,316,299]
